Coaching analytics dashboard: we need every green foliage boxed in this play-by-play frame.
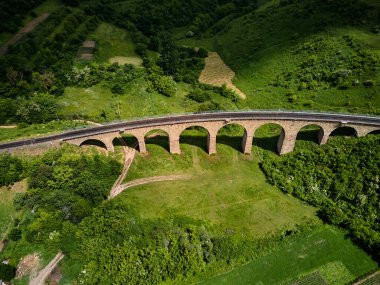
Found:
[261,136,380,259]
[187,88,211,102]
[274,36,380,92]
[16,93,58,123]
[0,263,16,282]
[8,228,22,241]
[111,84,125,95]
[0,153,23,186]
[16,145,121,242]
[146,67,177,97]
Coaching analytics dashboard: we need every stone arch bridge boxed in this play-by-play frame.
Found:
[1,111,379,155]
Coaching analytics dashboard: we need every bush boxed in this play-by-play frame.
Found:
[187,89,211,102]
[111,84,125,95]
[147,73,177,97]
[0,153,23,186]
[0,263,16,282]
[8,228,22,241]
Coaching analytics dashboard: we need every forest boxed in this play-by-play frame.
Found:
[262,135,380,260]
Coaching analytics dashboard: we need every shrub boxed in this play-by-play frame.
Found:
[187,89,211,102]
[111,84,125,95]
[0,263,16,282]
[0,153,23,186]
[8,228,22,241]
[147,73,177,97]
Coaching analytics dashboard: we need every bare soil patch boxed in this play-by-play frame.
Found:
[199,52,246,99]
[109,56,143,66]
[0,125,17,129]
[16,253,40,280]
[0,13,49,56]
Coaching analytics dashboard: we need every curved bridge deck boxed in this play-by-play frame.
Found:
[1,111,379,155]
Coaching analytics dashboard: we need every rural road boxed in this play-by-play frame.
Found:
[29,252,64,285]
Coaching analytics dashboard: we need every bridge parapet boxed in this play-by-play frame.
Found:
[2,111,379,155]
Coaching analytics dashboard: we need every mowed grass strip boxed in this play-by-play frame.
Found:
[200,228,377,285]
[121,132,317,237]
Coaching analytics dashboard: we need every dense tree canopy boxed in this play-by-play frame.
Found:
[261,135,380,259]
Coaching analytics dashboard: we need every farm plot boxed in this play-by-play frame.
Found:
[199,52,246,99]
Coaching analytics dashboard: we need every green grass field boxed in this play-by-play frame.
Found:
[120,129,318,237]
[88,22,140,64]
[0,186,18,239]
[200,227,377,285]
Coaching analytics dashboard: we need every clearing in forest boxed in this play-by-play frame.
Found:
[109,56,143,66]
[199,52,246,99]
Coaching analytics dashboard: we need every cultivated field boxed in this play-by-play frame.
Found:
[200,228,377,285]
[199,52,246,99]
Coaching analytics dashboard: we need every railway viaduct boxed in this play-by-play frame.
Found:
[1,111,379,155]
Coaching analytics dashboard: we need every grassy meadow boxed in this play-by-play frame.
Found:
[200,227,377,285]
[121,128,318,237]
[87,22,141,64]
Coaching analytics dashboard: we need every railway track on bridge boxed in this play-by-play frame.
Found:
[0,111,380,151]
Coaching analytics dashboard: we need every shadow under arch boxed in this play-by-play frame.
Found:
[216,123,247,152]
[80,139,108,150]
[113,134,139,151]
[367,129,380,136]
[145,129,170,152]
[296,124,324,144]
[179,126,210,153]
[253,123,284,154]
[330,126,358,138]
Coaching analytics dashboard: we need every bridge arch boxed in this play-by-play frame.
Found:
[367,129,380,135]
[329,126,358,138]
[216,123,248,153]
[254,123,285,154]
[144,129,170,152]
[79,139,108,151]
[179,126,210,153]
[295,124,325,145]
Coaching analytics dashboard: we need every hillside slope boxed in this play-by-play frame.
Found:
[178,0,380,114]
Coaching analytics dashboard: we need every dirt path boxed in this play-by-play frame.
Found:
[73,120,102,126]
[109,139,136,198]
[353,270,380,285]
[29,252,64,285]
[0,13,50,56]
[112,175,193,197]
[0,125,17,129]
[199,52,246,99]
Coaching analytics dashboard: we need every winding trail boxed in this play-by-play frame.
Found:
[112,175,193,198]
[28,133,191,283]
[109,140,136,198]
[29,252,64,285]
[0,13,50,56]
